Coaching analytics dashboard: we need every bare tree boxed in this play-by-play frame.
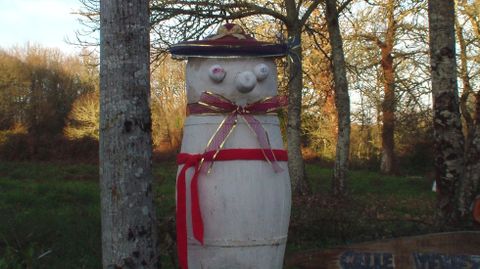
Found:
[454,0,480,220]
[346,0,428,174]
[428,0,465,226]
[64,91,99,140]
[378,0,397,174]
[325,0,351,196]
[150,58,186,152]
[99,0,160,268]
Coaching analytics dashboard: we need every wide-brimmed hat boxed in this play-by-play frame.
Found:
[169,23,287,58]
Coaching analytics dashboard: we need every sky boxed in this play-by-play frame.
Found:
[0,0,88,54]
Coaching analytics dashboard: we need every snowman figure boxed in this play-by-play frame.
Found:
[170,23,291,269]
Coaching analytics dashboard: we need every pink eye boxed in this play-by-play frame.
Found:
[208,65,226,82]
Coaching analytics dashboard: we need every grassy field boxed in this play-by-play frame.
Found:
[0,161,437,268]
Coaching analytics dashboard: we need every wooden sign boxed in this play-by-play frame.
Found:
[285,232,480,269]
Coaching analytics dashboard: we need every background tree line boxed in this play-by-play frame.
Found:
[0,45,97,160]
[0,45,185,161]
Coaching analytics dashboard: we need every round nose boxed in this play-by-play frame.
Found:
[235,71,257,93]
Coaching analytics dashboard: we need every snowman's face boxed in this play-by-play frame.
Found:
[185,57,278,105]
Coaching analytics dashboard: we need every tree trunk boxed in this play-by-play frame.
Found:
[100,1,160,268]
[380,0,396,174]
[455,15,480,219]
[28,73,39,157]
[326,0,351,197]
[461,91,480,219]
[286,24,309,195]
[455,17,474,148]
[428,0,465,226]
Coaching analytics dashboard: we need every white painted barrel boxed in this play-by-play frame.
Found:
[178,114,291,269]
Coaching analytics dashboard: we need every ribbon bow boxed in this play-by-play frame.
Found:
[176,92,288,269]
[189,91,288,174]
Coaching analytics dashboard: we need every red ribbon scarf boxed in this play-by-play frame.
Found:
[176,149,288,269]
[176,92,288,269]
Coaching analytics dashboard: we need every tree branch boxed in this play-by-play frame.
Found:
[300,0,322,26]
[338,0,355,14]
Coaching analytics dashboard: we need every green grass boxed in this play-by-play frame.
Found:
[0,161,437,268]
[0,163,101,269]
[285,166,437,253]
